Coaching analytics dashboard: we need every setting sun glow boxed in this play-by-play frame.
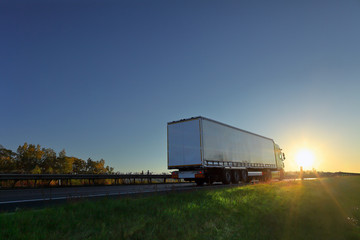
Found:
[295,149,315,169]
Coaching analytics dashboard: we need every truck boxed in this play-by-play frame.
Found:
[167,116,285,185]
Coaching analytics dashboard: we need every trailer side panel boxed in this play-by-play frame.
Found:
[202,119,276,166]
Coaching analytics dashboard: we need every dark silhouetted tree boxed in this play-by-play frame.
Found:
[17,143,44,173]
[42,148,57,173]
[0,145,17,173]
[73,158,86,174]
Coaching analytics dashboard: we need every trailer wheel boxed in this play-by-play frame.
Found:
[195,179,205,186]
[222,170,231,184]
[232,170,240,184]
[241,170,249,183]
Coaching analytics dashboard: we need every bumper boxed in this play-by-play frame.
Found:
[172,170,205,179]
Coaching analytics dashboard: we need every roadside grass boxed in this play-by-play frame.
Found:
[1,177,360,240]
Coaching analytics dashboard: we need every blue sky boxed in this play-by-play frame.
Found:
[1,0,360,173]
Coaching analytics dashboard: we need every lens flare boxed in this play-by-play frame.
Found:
[295,149,314,169]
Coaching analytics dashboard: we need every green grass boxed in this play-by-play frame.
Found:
[1,177,360,240]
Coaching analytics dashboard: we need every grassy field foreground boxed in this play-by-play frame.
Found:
[1,177,360,240]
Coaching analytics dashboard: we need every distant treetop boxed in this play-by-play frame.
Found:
[0,143,114,174]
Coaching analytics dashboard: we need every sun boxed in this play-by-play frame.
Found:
[295,149,314,169]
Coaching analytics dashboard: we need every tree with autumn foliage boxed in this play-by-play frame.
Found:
[0,143,114,174]
[0,145,16,173]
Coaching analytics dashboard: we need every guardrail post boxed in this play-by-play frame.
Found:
[0,173,173,188]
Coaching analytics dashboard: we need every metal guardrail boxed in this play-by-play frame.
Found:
[334,172,360,176]
[0,174,173,188]
[0,174,171,181]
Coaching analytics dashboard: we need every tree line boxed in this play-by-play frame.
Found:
[0,143,114,174]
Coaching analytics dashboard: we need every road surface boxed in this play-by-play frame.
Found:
[0,178,315,212]
[0,183,204,211]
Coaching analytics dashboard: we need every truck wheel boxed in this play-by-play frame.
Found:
[260,172,266,182]
[266,169,272,181]
[241,170,249,183]
[222,170,231,184]
[280,169,285,180]
[232,171,240,184]
[195,179,205,186]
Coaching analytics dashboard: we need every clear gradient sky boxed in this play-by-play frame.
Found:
[1,0,360,173]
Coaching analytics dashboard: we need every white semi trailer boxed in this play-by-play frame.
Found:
[167,117,285,185]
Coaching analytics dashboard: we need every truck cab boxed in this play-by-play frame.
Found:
[274,144,285,169]
[274,144,285,178]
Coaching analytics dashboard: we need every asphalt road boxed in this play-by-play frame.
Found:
[0,178,314,212]
[0,183,201,211]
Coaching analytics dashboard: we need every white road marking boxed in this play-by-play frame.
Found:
[0,186,195,205]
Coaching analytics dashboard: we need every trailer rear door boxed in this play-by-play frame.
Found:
[168,119,202,168]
